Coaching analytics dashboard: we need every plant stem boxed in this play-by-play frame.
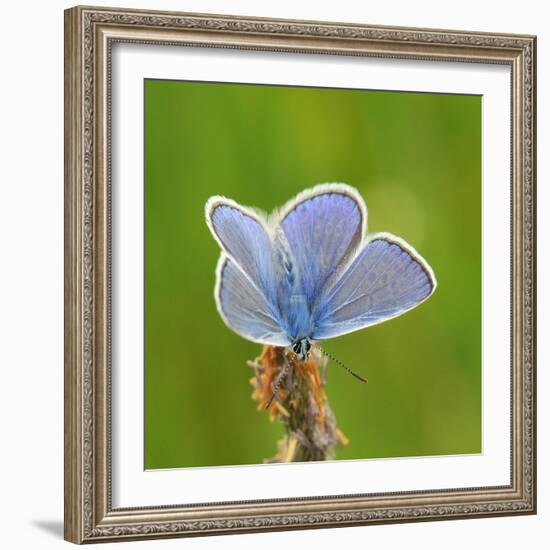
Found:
[249,344,348,463]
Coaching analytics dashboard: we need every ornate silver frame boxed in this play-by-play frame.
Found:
[64,5,537,544]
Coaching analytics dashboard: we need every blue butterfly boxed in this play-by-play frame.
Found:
[205,183,436,365]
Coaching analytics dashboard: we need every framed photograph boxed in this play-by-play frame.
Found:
[64,5,537,543]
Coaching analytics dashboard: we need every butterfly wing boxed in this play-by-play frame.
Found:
[312,233,436,339]
[215,254,291,346]
[278,184,366,305]
[206,196,278,307]
[206,196,289,345]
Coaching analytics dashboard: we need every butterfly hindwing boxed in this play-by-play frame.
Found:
[215,254,291,346]
[312,234,436,339]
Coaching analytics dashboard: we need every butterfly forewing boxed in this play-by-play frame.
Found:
[207,198,278,307]
[279,185,365,305]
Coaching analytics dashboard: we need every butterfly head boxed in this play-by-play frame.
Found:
[290,338,311,362]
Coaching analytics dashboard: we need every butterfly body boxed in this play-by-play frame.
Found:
[206,183,436,356]
[290,338,312,362]
[271,226,314,345]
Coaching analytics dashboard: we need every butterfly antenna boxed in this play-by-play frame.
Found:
[317,346,368,383]
[265,355,294,409]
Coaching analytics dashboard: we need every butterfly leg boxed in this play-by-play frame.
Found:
[285,359,294,393]
[265,355,294,409]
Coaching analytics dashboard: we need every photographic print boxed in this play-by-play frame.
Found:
[144,80,481,469]
[65,7,535,542]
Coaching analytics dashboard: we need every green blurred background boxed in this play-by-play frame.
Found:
[144,79,481,469]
